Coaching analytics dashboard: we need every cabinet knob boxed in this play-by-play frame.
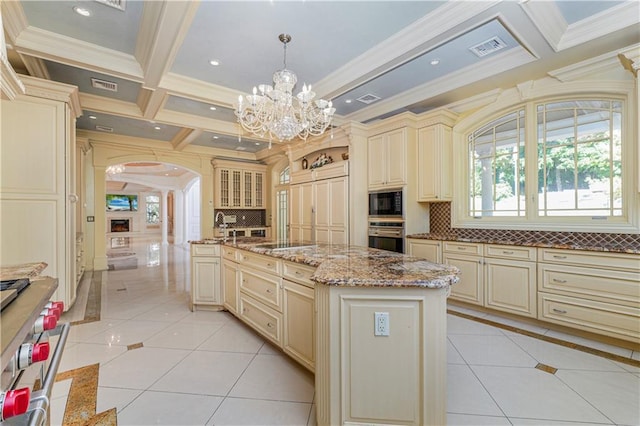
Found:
[266,289,272,294]
[267,322,274,328]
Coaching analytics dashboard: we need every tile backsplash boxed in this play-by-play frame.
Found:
[429,202,640,250]
[214,209,266,227]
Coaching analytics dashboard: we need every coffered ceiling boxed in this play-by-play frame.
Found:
[3,0,639,156]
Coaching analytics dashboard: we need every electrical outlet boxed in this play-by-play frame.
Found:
[374,312,390,336]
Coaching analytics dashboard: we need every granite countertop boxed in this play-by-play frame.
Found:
[406,233,640,255]
[0,262,48,281]
[221,240,460,289]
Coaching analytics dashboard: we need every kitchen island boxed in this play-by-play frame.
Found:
[190,240,459,426]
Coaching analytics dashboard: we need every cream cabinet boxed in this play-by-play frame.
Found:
[417,123,453,202]
[222,246,239,314]
[213,160,266,209]
[191,244,222,310]
[282,261,316,372]
[484,245,537,318]
[0,77,81,310]
[290,162,349,244]
[537,248,640,343]
[443,242,484,306]
[368,128,407,189]
[406,239,442,263]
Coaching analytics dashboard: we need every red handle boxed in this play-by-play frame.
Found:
[2,388,30,420]
[31,342,50,363]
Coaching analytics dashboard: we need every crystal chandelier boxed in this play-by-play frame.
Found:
[235,34,336,142]
[106,164,125,175]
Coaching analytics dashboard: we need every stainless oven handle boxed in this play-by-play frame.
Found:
[25,323,70,426]
[370,229,403,238]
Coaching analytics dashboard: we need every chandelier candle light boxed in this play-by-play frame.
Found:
[235,34,336,142]
[106,164,125,175]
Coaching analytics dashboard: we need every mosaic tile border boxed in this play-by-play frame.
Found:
[430,202,640,251]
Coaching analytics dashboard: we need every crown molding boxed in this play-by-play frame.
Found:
[519,1,566,53]
[20,55,49,79]
[415,109,459,128]
[1,55,25,100]
[14,27,143,82]
[548,47,631,82]
[1,1,29,44]
[444,88,502,115]
[136,1,199,90]
[137,87,168,120]
[312,1,500,99]
[618,44,640,78]
[19,74,81,116]
[346,47,535,124]
[160,72,239,108]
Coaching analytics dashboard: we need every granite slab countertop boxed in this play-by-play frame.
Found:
[406,233,640,255]
[219,241,460,289]
[0,262,48,281]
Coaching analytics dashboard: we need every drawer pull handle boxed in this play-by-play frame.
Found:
[502,251,514,255]
[267,322,274,328]
[552,308,567,314]
[553,255,567,259]
[266,289,272,294]
[552,278,567,283]
[457,247,467,251]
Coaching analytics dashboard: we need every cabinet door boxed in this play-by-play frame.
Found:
[329,177,348,228]
[417,125,452,202]
[314,180,330,227]
[368,134,386,188]
[254,172,264,208]
[231,170,242,207]
[283,280,315,371]
[443,253,483,305]
[244,171,253,207]
[301,183,314,227]
[193,257,221,304]
[485,258,536,317]
[407,239,441,263]
[223,261,238,314]
[219,169,230,207]
[386,128,407,186]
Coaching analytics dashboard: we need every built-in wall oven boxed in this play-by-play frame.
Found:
[368,219,404,253]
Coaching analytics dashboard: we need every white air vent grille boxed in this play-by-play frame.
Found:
[356,93,381,105]
[96,125,113,132]
[91,78,118,92]
[469,36,507,57]
[95,0,126,11]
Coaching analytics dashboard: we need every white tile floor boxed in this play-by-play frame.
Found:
[54,240,640,426]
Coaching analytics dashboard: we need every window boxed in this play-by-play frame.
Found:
[146,195,160,224]
[279,166,290,184]
[537,100,622,217]
[461,97,629,230]
[277,166,290,241]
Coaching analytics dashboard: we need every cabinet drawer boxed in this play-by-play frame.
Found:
[239,267,282,311]
[538,249,640,272]
[283,261,316,287]
[222,246,237,262]
[538,264,640,307]
[239,294,282,345]
[538,293,640,343]
[192,244,220,256]
[443,241,483,256]
[238,251,281,274]
[485,244,536,261]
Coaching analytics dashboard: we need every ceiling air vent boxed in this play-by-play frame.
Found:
[469,36,507,58]
[356,93,381,105]
[94,0,126,11]
[96,125,114,132]
[91,78,118,92]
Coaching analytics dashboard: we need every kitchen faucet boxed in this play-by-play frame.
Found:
[215,211,227,242]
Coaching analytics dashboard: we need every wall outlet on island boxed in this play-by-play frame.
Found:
[374,312,390,336]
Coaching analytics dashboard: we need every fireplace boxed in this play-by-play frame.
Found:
[110,219,131,233]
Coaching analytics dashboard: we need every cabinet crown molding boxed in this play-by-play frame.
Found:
[19,75,81,116]
[416,109,459,128]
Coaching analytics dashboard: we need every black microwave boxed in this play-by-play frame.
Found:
[368,190,403,217]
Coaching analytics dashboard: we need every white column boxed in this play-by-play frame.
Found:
[174,189,185,245]
[161,190,169,245]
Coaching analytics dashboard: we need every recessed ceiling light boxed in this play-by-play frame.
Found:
[345,99,352,104]
[209,106,217,111]
[212,136,219,139]
[209,60,220,66]
[73,6,91,16]
[430,58,441,65]
[255,142,260,146]
[173,167,178,170]
[88,115,97,120]
[165,173,169,176]
[154,126,161,130]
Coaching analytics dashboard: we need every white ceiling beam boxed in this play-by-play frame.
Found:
[155,108,239,136]
[171,128,202,151]
[136,1,200,90]
[159,72,239,108]
[137,87,168,120]
[20,55,49,79]
[13,27,143,82]
[312,1,501,100]
[80,92,144,118]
